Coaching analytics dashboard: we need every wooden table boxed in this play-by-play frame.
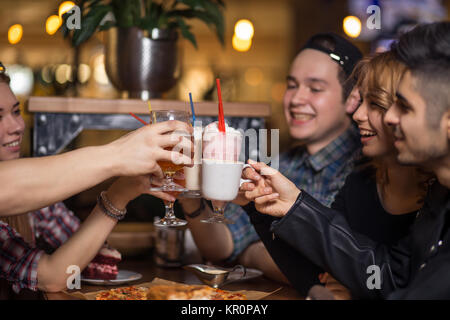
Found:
[45,256,303,300]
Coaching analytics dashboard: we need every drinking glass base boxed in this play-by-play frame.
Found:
[154,217,188,227]
[200,215,234,224]
[179,190,202,198]
[149,182,188,192]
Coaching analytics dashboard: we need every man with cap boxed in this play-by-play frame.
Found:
[179,32,363,283]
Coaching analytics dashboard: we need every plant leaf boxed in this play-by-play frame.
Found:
[176,17,197,49]
[71,4,112,46]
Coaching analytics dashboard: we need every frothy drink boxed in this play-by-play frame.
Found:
[201,122,244,201]
[201,159,245,201]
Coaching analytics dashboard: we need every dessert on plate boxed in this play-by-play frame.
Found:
[82,245,122,280]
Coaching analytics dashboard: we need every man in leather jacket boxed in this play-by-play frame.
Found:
[241,22,450,299]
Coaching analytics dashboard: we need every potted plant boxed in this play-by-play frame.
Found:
[62,0,225,98]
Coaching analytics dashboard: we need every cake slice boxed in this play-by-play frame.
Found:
[82,245,122,280]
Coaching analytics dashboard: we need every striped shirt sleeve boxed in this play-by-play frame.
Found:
[0,221,45,293]
[31,202,80,249]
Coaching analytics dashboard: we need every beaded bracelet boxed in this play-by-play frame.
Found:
[97,192,127,221]
[100,191,127,215]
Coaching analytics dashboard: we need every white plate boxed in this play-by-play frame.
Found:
[81,270,142,286]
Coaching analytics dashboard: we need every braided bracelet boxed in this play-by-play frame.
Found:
[97,192,126,221]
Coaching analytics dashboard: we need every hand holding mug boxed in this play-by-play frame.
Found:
[243,160,300,217]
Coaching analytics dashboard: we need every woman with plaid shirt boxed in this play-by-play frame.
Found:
[0,67,191,298]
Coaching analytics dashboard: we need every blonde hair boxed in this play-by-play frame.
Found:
[354,51,430,203]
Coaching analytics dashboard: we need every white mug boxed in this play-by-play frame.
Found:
[201,159,251,201]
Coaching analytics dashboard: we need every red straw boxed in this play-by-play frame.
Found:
[216,78,226,132]
[129,112,148,125]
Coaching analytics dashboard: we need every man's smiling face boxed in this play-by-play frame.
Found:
[384,71,449,166]
[283,49,349,152]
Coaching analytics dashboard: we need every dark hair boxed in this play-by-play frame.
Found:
[391,22,450,127]
[307,35,356,102]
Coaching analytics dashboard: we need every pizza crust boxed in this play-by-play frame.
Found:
[95,284,246,300]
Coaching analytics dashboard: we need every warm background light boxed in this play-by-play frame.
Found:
[59,1,76,17]
[234,19,254,40]
[8,24,23,45]
[46,15,62,35]
[232,19,254,52]
[343,15,362,38]
[232,34,252,52]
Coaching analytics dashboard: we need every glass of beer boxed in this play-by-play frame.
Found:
[150,110,191,227]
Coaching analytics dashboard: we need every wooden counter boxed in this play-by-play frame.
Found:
[27,96,271,156]
[27,97,271,117]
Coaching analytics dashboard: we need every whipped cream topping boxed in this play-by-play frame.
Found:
[203,121,241,135]
[202,122,242,162]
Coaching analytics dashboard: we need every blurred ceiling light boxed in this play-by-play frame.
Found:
[8,24,23,45]
[55,64,71,84]
[93,54,110,85]
[232,34,252,52]
[234,19,254,40]
[7,64,34,96]
[41,66,52,83]
[46,15,62,35]
[343,16,361,38]
[59,1,76,17]
[78,64,91,83]
[244,68,263,86]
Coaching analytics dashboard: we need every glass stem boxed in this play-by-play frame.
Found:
[164,201,175,219]
[213,204,225,216]
[165,172,174,185]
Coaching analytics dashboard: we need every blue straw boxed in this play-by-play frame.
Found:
[189,92,196,124]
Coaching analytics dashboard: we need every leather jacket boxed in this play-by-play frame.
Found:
[245,182,450,299]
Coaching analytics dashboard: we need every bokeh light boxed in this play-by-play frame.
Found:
[46,15,62,35]
[59,1,76,17]
[232,34,252,52]
[8,24,23,45]
[234,19,254,41]
[343,16,362,38]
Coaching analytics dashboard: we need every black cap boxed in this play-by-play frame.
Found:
[302,32,363,77]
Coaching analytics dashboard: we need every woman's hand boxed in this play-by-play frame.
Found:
[106,175,177,209]
[232,166,260,206]
[242,160,300,217]
[109,120,194,177]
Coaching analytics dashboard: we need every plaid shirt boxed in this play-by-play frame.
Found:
[225,125,362,262]
[0,202,80,293]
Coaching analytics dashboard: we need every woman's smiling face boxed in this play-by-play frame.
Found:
[353,95,396,158]
[0,82,25,161]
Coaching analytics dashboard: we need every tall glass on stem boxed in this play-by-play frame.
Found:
[150,110,191,227]
[200,130,244,224]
